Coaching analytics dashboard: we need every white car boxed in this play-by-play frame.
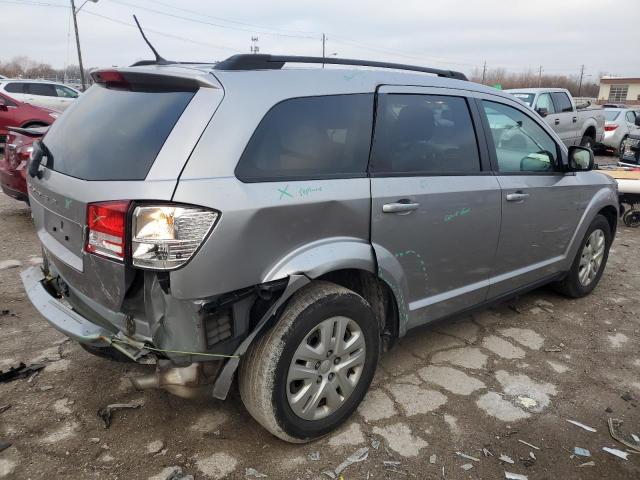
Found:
[598,108,640,156]
[0,79,80,112]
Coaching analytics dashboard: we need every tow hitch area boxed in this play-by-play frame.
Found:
[129,360,222,399]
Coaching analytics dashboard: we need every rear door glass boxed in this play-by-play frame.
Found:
[550,92,573,113]
[235,94,374,182]
[27,83,57,96]
[43,84,195,180]
[4,83,25,94]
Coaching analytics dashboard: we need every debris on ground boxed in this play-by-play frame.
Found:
[383,461,401,467]
[517,440,539,450]
[324,447,369,478]
[0,362,45,383]
[544,345,563,352]
[456,451,480,462]
[632,434,640,444]
[483,448,494,457]
[39,385,53,391]
[162,466,194,480]
[621,391,635,402]
[579,461,595,467]
[371,439,380,450]
[573,447,590,457]
[146,440,165,455]
[0,309,16,317]
[566,419,597,432]
[308,451,320,461]
[0,441,12,453]
[499,454,514,464]
[429,454,437,464]
[89,438,100,444]
[0,405,10,415]
[516,396,537,409]
[245,467,267,478]
[461,463,473,471]
[504,472,528,480]
[97,401,143,429]
[602,447,628,460]
[529,452,536,461]
[607,418,640,453]
[27,370,39,383]
[0,259,22,270]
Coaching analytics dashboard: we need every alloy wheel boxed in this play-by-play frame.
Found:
[578,229,605,286]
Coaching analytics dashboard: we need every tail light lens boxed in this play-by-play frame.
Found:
[85,201,129,260]
[605,124,618,132]
[131,205,218,270]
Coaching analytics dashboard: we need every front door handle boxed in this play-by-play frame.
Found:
[572,116,577,123]
[554,119,560,125]
[505,192,530,202]
[383,201,420,213]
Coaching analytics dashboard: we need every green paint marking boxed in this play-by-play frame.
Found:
[444,207,471,222]
[64,198,72,209]
[299,186,322,197]
[278,185,293,200]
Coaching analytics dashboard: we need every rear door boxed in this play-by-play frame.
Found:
[24,83,58,110]
[53,84,79,111]
[370,86,501,331]
[3,82,27,103]
[550,91,577,146]
[477,97,581,297]
[28,74,222,311]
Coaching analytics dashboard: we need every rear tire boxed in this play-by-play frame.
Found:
[580,135,595,149]
[239,281,380,443]
[554,214,611,298]
[618,136,628,159]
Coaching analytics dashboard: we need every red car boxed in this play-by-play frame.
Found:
[0,126,48,202]
[0,92,57,139]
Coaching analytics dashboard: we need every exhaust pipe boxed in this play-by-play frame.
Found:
[129,361,222,399]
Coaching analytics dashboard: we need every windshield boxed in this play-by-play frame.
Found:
[43,84,195,180]
[604,110,621,121]
[510,92,535,107]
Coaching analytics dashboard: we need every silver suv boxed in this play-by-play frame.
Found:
[22,55,618,442]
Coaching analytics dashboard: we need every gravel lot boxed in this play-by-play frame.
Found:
[1,156,639,479]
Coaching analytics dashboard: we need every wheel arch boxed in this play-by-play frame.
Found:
[20,120,49,129]
[598,205,618,239]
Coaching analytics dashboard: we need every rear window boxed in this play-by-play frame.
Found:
[235,94,374,182]
[4,83,24,93]
[43,84,195,180]
[604,110,621,121]
[27,83,57,96]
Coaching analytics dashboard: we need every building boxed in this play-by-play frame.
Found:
[598,77,640,105]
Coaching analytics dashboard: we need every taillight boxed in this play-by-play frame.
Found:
[85,201,129,260]
[131,205,218,270]
[91,70,130,89]
[605,124,618,132]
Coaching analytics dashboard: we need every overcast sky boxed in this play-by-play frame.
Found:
[1,0,638,79]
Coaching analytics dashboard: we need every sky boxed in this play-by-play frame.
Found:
[1,0,638,79]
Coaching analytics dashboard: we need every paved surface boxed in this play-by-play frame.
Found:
[1,155,639,479]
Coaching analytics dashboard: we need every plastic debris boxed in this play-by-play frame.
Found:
[579,461,595,467]
[482,448,494,457]
[97,401,143,428]
[0,405,10,415]
[517,440,539,450]
[383,461,401,467]
[0,259,22,270]
[505,473,528,480]
[0,441,11,454]
[516,396,537,409]
[429,454,437,464]
[602,447,628,460]
[608,418,640,453]
[163,466,194,480]
[245,467,267,478]
[632,434,640,444]
[499,454,514,464]
[456,451,480,462]
[333,447,369,476]
[529,452,536,461]
[371,439,380,450]
[0,363,45,383]
[461,463,473,471]
[308,451,321,461]
[566,419,597,432]
[573,447,591,457]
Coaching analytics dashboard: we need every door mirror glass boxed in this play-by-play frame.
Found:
[520,151,554,172]
[568,146,593,171]
[635,115,640,127]
[536,107,548,117]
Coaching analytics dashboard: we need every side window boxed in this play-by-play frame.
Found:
[4,83,24,94]
[550,92,573,113]
[55,85,78,98]
[370,94,481,175]
[626,111,636,123]
[536,93,556,114]
[0,95,17,107]
[26,83,57,96]
[482,101,559,174]
[236,94,373,182]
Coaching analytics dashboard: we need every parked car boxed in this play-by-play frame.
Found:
[21,55,618,442]
[596,108,640,157]
[506,88,605,149]
[0,92,58,142]
[0,79,80,112]
[0,126,47,202]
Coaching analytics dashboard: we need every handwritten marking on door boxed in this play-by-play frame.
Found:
[444,207,471,222]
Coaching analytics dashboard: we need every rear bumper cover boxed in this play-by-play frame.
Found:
[21,266,114,346]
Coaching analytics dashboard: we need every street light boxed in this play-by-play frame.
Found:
[71,0,98,90]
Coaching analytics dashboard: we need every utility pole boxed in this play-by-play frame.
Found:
[250,36,259,54]
[578,64,585,97]
[538,66,543,87]
[481,61,487,83]
[322,33,326,68]
[70,0,86,90]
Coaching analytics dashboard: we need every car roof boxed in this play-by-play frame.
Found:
[0,79,77,87]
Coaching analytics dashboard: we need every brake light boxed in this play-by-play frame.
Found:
[91,70,130,89]
[85,201,130,260]
[605,124,619,132]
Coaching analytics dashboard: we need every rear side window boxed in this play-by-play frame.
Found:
[235,94,373,182]
[370,94,481,175]
[55,85,78,98]
[4,83,24,93]
[43,84,195,180]
[551,92,573,113]
[27,83,57,96]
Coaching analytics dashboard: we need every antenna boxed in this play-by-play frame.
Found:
[133,15,168,65]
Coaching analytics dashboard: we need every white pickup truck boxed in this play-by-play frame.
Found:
[506,88,605,149]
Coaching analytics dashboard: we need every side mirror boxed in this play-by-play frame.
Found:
[635,115,640,127]
[568,146,594,172]
[536,107,548,118]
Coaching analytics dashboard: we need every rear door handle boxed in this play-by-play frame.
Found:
[383,201,420,213]
[572,116,577,123]
[505,192,530,202]
[554,119,560,125]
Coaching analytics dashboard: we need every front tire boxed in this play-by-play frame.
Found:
[239,281,380,442]
[580,135,595,149]
[554,214,611,298]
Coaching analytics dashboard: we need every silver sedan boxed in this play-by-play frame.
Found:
[598,108,640,156]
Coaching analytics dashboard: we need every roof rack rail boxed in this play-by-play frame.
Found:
[214,54,468,81]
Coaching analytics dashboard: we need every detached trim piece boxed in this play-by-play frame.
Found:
[214,54,468,81]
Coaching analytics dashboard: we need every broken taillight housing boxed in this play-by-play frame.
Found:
[131,205,218,270]
[85,201,130,260]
